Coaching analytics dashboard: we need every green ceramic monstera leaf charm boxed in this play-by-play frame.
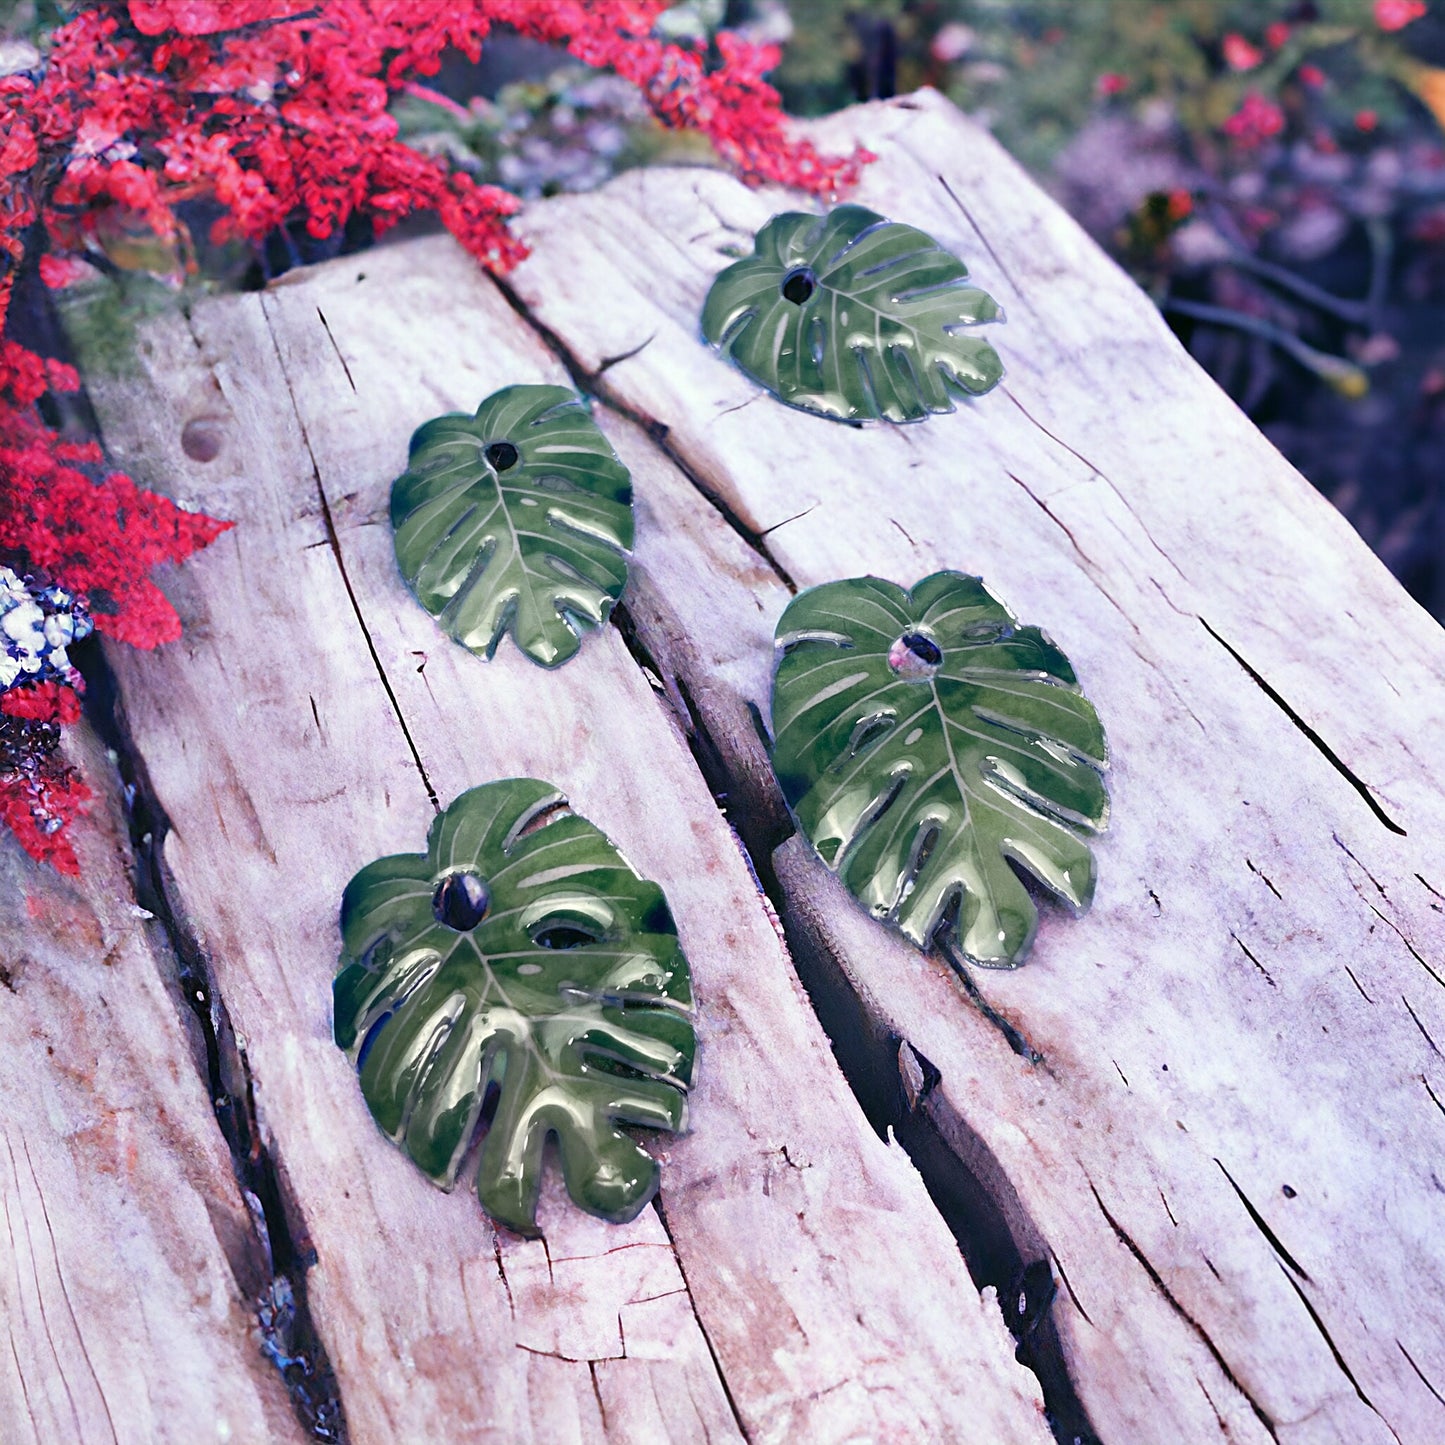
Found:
[771,572,1108,968]
[391,385,633,668]
[333,780,694,1232]
[701,205,1002,423]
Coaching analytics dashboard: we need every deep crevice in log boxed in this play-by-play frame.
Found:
[603,597,1101,1445]
[77,640,349,1444]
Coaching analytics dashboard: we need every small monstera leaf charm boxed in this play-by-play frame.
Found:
[701,205,1002,423]
[391,385,633,668]
[334,780,694,1232]
[771,572,1108,968]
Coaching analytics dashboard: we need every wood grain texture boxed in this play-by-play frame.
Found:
[496,89,1445,1445]
[77,225,1052,1442]
[0,724,304,1445]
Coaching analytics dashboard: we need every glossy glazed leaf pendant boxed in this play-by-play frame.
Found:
[702,205,1003,423]
[334,780,695,1232]
[770,572,1108,968]
[391,385,633,668]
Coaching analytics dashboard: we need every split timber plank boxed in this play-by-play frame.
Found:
[77,234,1053,1442]
[0,723,305,1444]
[495,88,1445,1445]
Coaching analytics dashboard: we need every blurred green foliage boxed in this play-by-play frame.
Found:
[771,1,1438,173]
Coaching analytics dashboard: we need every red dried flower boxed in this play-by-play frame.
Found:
[1222,33,1264,73]
[0,763,91,876]
[1,682,84,726]
[1223,93,1286,147]
[1374,0,1427,32]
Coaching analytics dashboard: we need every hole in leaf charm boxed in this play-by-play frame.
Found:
[703,204,1003,423]
[484,440,519,472]
[888,631,943,679]
[772,572,1109,969]
[781,266,816,304]
[334,779,695,1233]
[433,871,490,930]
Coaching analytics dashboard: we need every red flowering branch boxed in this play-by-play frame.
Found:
[0,2,869,873]
[0,334,233,872]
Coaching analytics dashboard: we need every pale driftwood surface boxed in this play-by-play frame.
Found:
[44,84,1444,1445]
[76,216,1051,1443]
[500,90,1445,1445]
[0,722,304,1444]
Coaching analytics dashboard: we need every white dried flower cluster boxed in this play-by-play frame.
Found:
[0,564,93,692]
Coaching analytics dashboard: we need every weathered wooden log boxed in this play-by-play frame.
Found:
[41,85,1444,1445]
[503,90,1445,1445]
[0,721,304,1443]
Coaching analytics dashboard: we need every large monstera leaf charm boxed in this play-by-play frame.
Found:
[333,780,695,1232]
[771,572,1108,968]
[391,385,633,668]
[701,205,1002,423]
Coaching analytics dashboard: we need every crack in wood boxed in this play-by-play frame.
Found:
[315,308,356,393]
[20,1136,118,1443]
[757,502,820,538]
[1214,1160,1309,1281]
[651,1194,753,1444]
[485,270,800,593]
[1397,1340,1445,1412]
[1197,1372,1234,1436]
[601,521,1092,1443]
[939,939,1046,1064]
[935,175,1026,311]
[1049,1251,1094,1329]
[1334,833,1389,899]
[1403,996,1442,1057]
[1344,965,1375,1004]
[1276,1264,1401,1444]
[1087,1179,1278,1440]
[1199,617,1406,836]
[1367,904,1445,991]
[4,1130,90,1442]
[258,296,439,814]
[1231,934,1277,989]
[1003,389,1191,585]
[1002,469,1102,573]
[1246,859,1283,900]
[588,1359,609,1430]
